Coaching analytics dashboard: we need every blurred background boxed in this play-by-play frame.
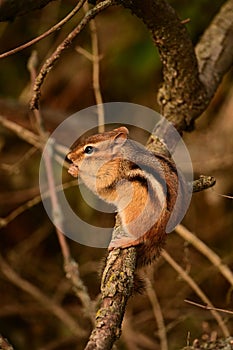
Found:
[0,0,232,349]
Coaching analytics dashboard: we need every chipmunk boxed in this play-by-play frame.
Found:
[67,127,188,267]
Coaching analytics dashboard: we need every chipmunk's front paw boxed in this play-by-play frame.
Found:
[68,164,79,178]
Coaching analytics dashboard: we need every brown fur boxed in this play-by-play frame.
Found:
[67,127,187,268]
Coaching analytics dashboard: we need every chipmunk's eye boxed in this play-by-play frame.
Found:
[84,145,95,155]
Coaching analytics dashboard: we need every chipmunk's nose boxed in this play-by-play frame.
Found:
[66,152,74,162]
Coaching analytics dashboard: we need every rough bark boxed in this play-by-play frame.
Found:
[114,0,207,132]
[84,247,136,350]
[195,0,233,101]
[114,0,233,134]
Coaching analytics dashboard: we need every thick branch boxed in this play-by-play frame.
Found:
[114,0,207,132]
[114,0,233,136]
[195,0,233,100]
[84,247,136,350]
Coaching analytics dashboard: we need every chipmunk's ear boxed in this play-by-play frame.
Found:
[113,127,129,146]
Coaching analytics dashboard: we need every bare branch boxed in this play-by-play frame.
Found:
[30,0,114,110]
[0,0,86,58]
[195,0,233,101]
[161,250,230,337]
[113,0,207,133]
[28,46,95,323]
[185,299,233,316]
[145,275,168,350]
[0,180,77,228]
[88,10,105,132]
[175,224,233,287]
[76,2,105,132]
[84,247,136,350]
[114,0,233,138]
[64,258,95,322]
[0,193,41,228]
[0,253,86,336]
[0,115,42,148]
[0,146,37,175]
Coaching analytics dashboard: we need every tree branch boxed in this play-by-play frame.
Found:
[84,247,136,350]
[0,0,86,58]
[113,0,207,133]
[30,0,114,110]
[161,250,230,337]
[114,0,233,136]
[0,253,86,336]
[195,0,233,101]
[191,175,216,193]
[175,224,233,287]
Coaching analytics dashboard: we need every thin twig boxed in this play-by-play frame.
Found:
[28,51,47,133]
[121,314,157,349]
[162,250,230,337]
[0,114,69,158]
[27,50,38,91]
[28,47,95,322]
[76,46,94,61]
[0,192,41,228]
[185,299,233,315]
[175,224,233,287]
[0,146,38,174]
[0,180,77,228]
[0,0,87,59]
[211,188,233,200]
[0,253,85,336]
[75,6,105,133]
[145,275,168,350]
[30,0,114,110]
[85,2,105,132]
[78,2,105,129]
[39,122,94,319]
[8,223,52,264]
[64,258,95,322]
[0,115,42,148]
